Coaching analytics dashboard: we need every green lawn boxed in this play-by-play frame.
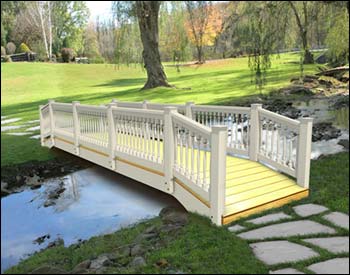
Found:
[1,53,317,166]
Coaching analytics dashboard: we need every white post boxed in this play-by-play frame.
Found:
[249,104,262,161]
[142,100,148,109]
[48,99,55,147]
[39,105,44,146]
[72,101,80,155]
[210,125,227,226]
[107,103,117,170]
[163,107,177,194]
[111,99,118,106]
[296,117,313,188]
[185,101,194,119]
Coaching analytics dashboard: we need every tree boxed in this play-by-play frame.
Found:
[185,1,212,63]
[135,1,171,89]
[5,41,16,54]
[82,22,101,60]
[18,42,31,53]
[288,1,316,64]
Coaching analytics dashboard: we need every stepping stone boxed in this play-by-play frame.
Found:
[228,224,245,232]
[250,241,319,265]
[303,237,349,253]
[269,268,305,274]
[247,212,292,225]
[323,212,349,230]
[293,203,328,217]
[307,258,349,274]
[238,220,335,240]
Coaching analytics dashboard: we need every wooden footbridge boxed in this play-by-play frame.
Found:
[40,100,313,225]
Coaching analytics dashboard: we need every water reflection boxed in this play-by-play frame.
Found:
[1,166,180,272]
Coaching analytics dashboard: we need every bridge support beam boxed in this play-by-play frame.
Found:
[210,125,227,225]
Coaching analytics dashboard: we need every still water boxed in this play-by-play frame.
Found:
[1,166,180,272]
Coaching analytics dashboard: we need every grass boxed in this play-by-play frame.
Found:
[1,53,318,166]
[4,152,348,274]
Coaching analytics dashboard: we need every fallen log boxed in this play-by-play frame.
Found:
[316,66,349,77]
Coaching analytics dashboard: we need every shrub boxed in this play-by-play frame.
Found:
[61,48,74,63]
[3,55,12,62]
[1,46,6,56]
[90,56,105,64]
[18,43,31,53]
[6,42,16,55]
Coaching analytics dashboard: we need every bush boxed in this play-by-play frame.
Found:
[1,46,6,56]
[61,48,74,63]
[18,43,31,53]
[6,42,16,55]
[90,56,105,64]
[2,55,12,62]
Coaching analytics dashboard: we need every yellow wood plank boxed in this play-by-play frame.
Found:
[226,175,293,196]
[226,170,284,187]
[225,179,297,205]
[225,185,306,215]
[222,189,309,224]
[226,166,270,180]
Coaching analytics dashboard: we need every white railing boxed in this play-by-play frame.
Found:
[40,99,312,225]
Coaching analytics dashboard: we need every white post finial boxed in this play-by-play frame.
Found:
[142,100,149,109]
[111,99,118,106]
[296,117,313,188]
[163,107,178,194]
[210,125,227,226]
[249,104,262,161]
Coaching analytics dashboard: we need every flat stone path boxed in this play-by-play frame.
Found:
[250,241,318,265]
[293,203,328,217]
[307,258,349,274]
[246,212,291,225]
[228,204,349,274]
[238,220,335,240]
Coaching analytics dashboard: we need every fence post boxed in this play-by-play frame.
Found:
[48,99,55,147]
[107,103,117,170]
[163,107,177,194]
[111,99,118,106]
[210,125,227,226]
[249,104,262,161]
[185,101,194,119]
[72,101,80,155]
[142,100,149,109]
[296,117,313,188]
[39,105,44,146]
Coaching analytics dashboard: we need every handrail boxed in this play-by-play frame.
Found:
[172,112,211,139]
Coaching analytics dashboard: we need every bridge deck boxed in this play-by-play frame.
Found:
[223,155,307,224]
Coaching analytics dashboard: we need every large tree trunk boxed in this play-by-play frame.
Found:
[136,1,171,90]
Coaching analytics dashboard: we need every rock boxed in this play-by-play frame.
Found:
[293,204,329,217]
[25,174,41,186]
[47,237,64,249]
[307,258,349,274]
[90,254,112,269]
[228,224,246,232]
[250,241,319,265]
[44,199,56,207]
[315,53,328,64]
[71,260,91,274]
[144,225,157,234]
[238,220,336,240]
[303,237,349,253]
[279,85,313,96]
[1,181,8,190]
[30,265,68,274]
[155,258,168,268]
[312,123,341,141]
[246,212,292,225]
[338,139,349,150]
[129,256,146,268]
[115,245,131,258]
[318,76,344,88]
[160,207,188,226]
[322,212,349,230]
[135,232,158,242]
[33,234,50,245]
[130,244,146,256]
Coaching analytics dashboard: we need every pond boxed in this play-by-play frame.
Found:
[1,166,180,272]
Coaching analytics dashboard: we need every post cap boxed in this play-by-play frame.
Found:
[186,101,195,105]
[72,101,80,104]
[298,117,314,123]
[48,99,55,103]
[251,103,263,109]
[164,106,178,114]
[111,99,118,103]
